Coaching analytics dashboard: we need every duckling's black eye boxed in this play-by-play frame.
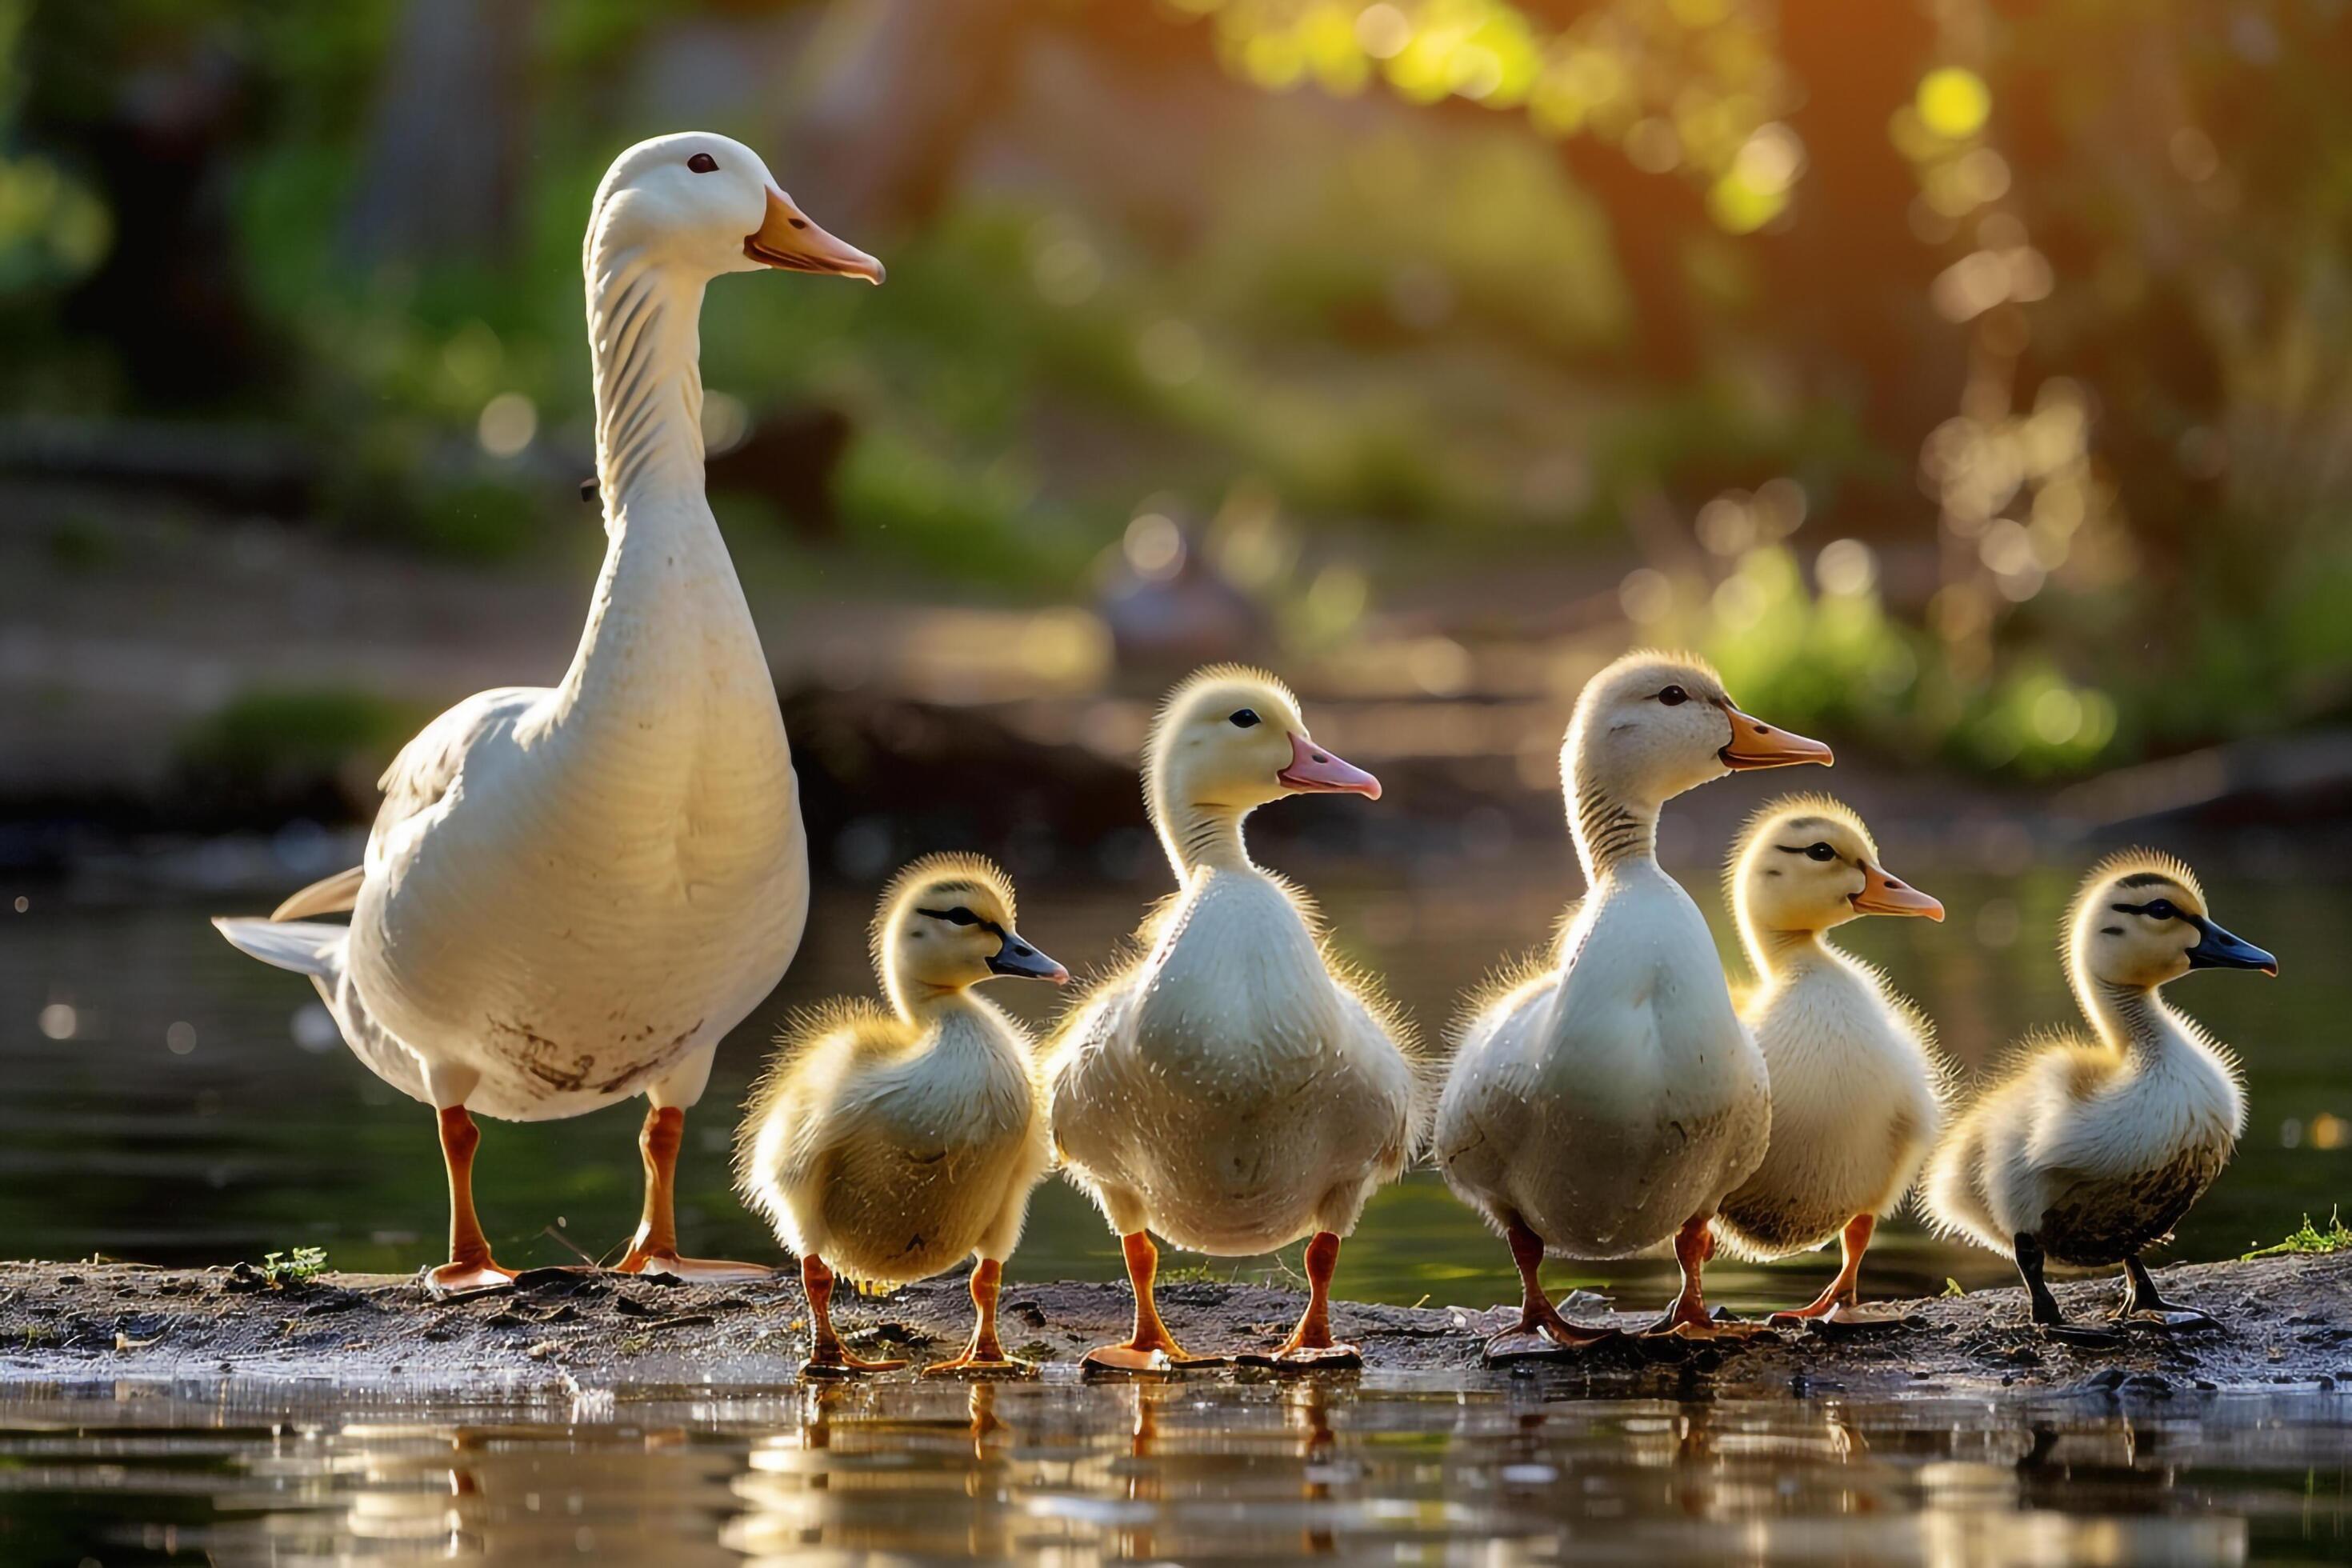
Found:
[1806,842,1837,862]
[1230,709,1261,729]
[2144,899,2177,922]
[686,153,719,174]
[916,906,981,926]
[1658,686,1689,706]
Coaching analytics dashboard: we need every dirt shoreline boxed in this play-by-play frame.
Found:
[2,1253,2346,1400]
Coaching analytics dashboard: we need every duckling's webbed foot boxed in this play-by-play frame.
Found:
[1481,1218,1621,1363]
[800,1254,909,1377]
[1082,1231,1230,1376]
[2012,1231,2125,1348]
[2112,1255,2220,1333]
[924,1259,1040,1378]
[1768,1215,1917,1332]
[1643,1216,1772,1340]
[1236,1232,1366,1372]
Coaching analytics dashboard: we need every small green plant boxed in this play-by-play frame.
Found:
[2244,1210,2352,1259]
[1941,1278,1966,1298]
[258,1247,328,1286]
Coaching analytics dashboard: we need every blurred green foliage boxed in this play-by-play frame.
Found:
[0,0,2346,778]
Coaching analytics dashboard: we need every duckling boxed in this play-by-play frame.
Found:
[737,855,1067,1376]
[1434,652,1831,1354]
[1922,850,2273,1338]
[1046,666,1426,1372]
[1712,796,1950,1325]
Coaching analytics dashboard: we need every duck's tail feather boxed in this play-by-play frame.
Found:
[270,866,363,922]
[213,917,346,980]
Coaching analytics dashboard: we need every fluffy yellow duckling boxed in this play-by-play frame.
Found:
[1046,666,1427,1372]
[1923,850,2274,1338]
[1712,796,1950,1324]
[736,855,1067,1376]
[1435,652,1831,1355]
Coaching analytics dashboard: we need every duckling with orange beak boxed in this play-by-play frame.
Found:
[1434,652,1831,1357]
[1713,797,1951,1326]
[1046,666,1428,1372]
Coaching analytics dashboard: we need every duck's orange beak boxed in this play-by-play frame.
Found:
[744,187,884,283]
[1278,732,1381,799]
[1852,861,1944,920]
[1720,705,1834,770]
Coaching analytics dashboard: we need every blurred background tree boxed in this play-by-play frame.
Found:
[2,0,2349,814]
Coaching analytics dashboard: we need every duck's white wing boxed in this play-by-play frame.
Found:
[368,686,547,865]
[1041,962,1148,1162]
[271,865,363,922]
[1333,982,1426,1167]
[248,690,547,922]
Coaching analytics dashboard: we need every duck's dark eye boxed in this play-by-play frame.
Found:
[1806,842,1837,862]
[916,906,981,926]
[1658,686,1689,706]
[1230,709,1261,729]
[2144,899,2177,922]
[687,152,719,174]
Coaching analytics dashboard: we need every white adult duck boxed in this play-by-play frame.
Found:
[214,133,882,1295]
[737,855,1066,1377]
[1434,652,1830,1355]
[1713,796,1948,1324]
[1923,850,2272,1339]
[1046,666,1426,1372]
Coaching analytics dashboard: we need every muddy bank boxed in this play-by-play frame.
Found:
[2,1253,2346,1398]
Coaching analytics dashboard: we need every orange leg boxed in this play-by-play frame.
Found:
[1082,1231,1225,1373]
[924,1258,1034,1377]
[1242,1230,1366,1370]
[1482,1217,1618,1358]
[426,1106,516,1297]
[612,1106,771,1282]
[802,1254,908,1375]
[1647,1214,1766,1338]
[1770,1214,1902,1325]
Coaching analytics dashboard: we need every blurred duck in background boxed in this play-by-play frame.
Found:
[1435,652,1831,1358]
[211,133,884,1296]
[1924,851,2274,1342]
[1046,666,1428,1372]
[737,856,1065,1377]
[1712,797,1950,1326]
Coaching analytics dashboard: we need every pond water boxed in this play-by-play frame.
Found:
[3,1378,2348,1564]
[4,860,2344,1314]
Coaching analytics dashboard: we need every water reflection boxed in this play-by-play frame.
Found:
[2,1379,2345,1563]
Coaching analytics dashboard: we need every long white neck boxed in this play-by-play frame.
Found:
[1150,773,1257,880]
[1564,754,1660,881]
[588,242,708,515]
[549,237,764,716]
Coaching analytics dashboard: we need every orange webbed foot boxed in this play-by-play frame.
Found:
[804,1346,910,1378]
[1081,1342,1228,1376]
[612,1250,774,1283]
[425,1261,518,1299]
[922,1351,1038,1379]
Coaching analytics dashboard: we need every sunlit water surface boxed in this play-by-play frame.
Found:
[2,1378,2349,1565]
